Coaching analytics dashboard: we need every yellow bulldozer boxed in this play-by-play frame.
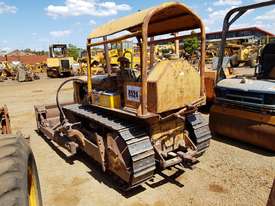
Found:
[46,44,74,78]
[34,2,211,190]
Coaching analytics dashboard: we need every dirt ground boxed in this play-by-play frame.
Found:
[0,77,274,206]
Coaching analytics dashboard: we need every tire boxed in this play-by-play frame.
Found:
[249,53,258,68]
[0,134,42,206]
[46,69,52,78]
[230,54,239,67]
[61,72,72,77]
[47,69,59,78]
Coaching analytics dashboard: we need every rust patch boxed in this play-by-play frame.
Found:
[71,176,87,186]
[129,202,145,206]
[129,200,166,206]
[32,90,43,93]
[153,200,166,206]
[53,189,80,206]
[209,183,227,193]
[51,177,88,206]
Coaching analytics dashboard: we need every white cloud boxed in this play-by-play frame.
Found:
[207,7,213,12]
[253,8,275,33]
[1,47,11,51]
[46,0,131,18]
[205,8,231,26]
[255,8,275,21]
[89,19,96,25]
[50,30,71,37]
[0,2,17,14]
[213,0,242,6]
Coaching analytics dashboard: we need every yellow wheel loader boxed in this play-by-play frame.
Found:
[35,2,211,190]
[46,44,74,78]
[210,1,275,152]
[0,105,42,206]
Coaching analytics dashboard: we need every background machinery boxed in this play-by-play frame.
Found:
[0,60,40,82]
[109,40,140,69]
[0,105,42,206]
[46,44,74,78]
[35,2,211,189]
[206,42,259,68]
[78,50,105,75]
[210,1,275,151]
[225,42,259,68]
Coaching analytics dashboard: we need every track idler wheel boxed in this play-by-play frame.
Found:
[106,133,131,185]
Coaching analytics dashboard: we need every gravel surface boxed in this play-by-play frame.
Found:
[0,77,274,206]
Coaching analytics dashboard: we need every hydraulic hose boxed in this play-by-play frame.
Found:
[56,78,84,124]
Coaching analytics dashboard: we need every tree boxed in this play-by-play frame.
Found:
[183,31,199,55]
[67,44,82,60]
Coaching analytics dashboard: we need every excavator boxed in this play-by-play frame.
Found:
[210,0,275,152]
[35,2,211,190]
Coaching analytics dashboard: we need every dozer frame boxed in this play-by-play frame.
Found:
[35,2,211,190]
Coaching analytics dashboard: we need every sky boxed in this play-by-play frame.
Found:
[0,0,275,52]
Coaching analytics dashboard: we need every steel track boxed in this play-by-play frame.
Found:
[186,112,212,155]
[63,104,156,189]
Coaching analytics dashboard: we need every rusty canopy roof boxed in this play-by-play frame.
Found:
[88,2,203,39]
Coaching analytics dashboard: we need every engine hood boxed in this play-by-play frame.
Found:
[217,78,275,95]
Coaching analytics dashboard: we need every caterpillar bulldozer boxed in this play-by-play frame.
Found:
[210,1,275,152]
[34,2,211,190]
[0,105,42,206]
[46,44,74,78]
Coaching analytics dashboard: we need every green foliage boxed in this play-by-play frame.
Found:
[67,44,82,60]
[183,33,199,55]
